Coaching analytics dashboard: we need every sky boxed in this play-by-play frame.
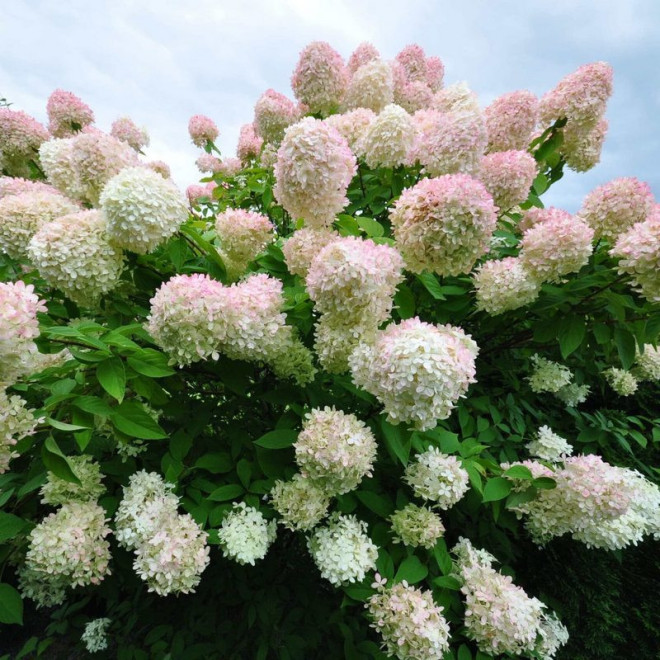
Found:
[1,0,658,211]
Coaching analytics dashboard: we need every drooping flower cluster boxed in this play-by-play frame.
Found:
[343,59,394,113]
[46,89,95,137]
[110,116,149,151]
[473,257,540,315]
[214,208,274,279]
[269,473,331,531]
[0,108,49,177]
[366,576,451,660]
[390,503,445,549]
[294,407,377,495]
[81,618,111,653]
[1,391,40,473]
[526,426,574,462]
[307,513,378,586]
[236,122,263,163]
[254,89,299,144]
[218,502,277,566]
[28,210,125,306]
[359,104,415,169]
[282,227,339,278]
[478,150,537,210]
[604,367,639,396]
[0,190,79,259]
[291,41,348,116]
[188,114,219,147]
[274,117,356,228]
[485,90,539,152]
[452,538,565,658]
[40,454,105,505]
[390,175,497,276]
[404,447,470,508]
[527,354,573,393]
[100,166,188,253]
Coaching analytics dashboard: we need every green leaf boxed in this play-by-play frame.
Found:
[433,575,461,590]
[46,417,90,432]
[41,437,81,485]
[458,645,472,660]
[482,477,512,503]
[253,429,297,449]
[195,452,233,473]
[208,484,245,502]
[614,327,636,370]
[503,465,534,480]
[179,225,226,279]
[380,418,410,466]
[394,284,416,319]
[237,459,252,488]
[335,215,361,236]
[343,586,374,601]
[533,477,557,490]
[395,555,428,584]
[433,541,453,575]
[111,401,167,440]
[96,357,126,402]
[127,350,176,378]
[0,583,23,625]
[506,487,538,509]
[558,316,586,358]
[356,491,393,518]
[356,216,385,237]
[72,395,114,417]
[416,272,445,300]
[0,512,28,544]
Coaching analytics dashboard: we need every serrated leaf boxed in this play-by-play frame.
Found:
[96,357,126,402]
[72,396,114,417]
[380,418,410,466]
[253,429,297,449]
[394,284,415,320]
[0,583,23,625]
[533,477,557,490]
[482,477,512,502]
[558,316,586,358]
[356,216,384,237]
[207,484,245,502]
[111,401,167,440]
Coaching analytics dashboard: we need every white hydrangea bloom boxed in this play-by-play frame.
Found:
[526,426,573,463]
[359,104,416,168]
[527,354,573,393]
[218,502,277,566]
[1,391,40,473]
[81,618,111,653]
[40,454,105,505]
[390,503,445,549]
[633,344,660,382]
[604,367,639,396]
[270,474,330,531]
[554,382,590,407]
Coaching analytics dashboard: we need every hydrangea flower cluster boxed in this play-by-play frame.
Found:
[0,280,47,385]
[485,90,539,152]
[145,160,171,178]
[554,382,591,408]
[390,503,445,549]
[269,473,330,531]
[254,89,299,144]
[307,513,378,586]
[0,108,49,177]
[81,618,111,653]
[324,108,375,155]
[634,344,660,382]
[391,44,443,115]
[274,117,356,228]
[390,175,497,276]
[17,565,68,609]
[472,257,540,315]
[359,104,415,169]
[0,391,39,473]
[291,41,348,116]
[350,319,478,430]
[0,176,63,199]
[452,538,564,658]
[188,114,219,147]
[40,454,105,505]
[218,502,277,566]
[294,407,377,496]
[101,166,188,254]
[237,122,263,163]
[432,82,480,114]
[526,426,574,462]
[282,227,339,278]
[195,152,222,173]
[0,190,79,260]
[342,58,394,113]
[578,177,655,240]
[519,209,594,282]
[24,501,112,589]
[214,208,274,279]
[28,210,125,307]
[562,117,608,172]
[347,42,380,74]
[404,447,470,508]
[46,89,94,137]
[478,150,537,210]
[366,576,451,660]
[527,354,573,393]
[604,367,639,396]
[110,116,149,151]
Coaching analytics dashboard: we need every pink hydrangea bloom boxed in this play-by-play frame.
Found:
[485,90,538,152]
[473,257,541,315]
[562,117,608,172]
[217,157,242,177]
[324,109,376,155]
[347,42,380,74]
[359,104,416,168]
[195,153,223,174]
[110,116,149,151]
[390,174,498,276]
[432,82,480,114]
[254,89,298,144]
[186,182,216,207]
[274,117,356,228]
[426,56,445,92]
[188,114,219,147]
[342,59,394,113]
[578,177,655,240]
[395,44,428,84]
[236,122,263,163]
[0,108,49,176]
[0,176,63,199]
[291,41,349,116]
[396,80,434,114]
[282,227,339,278]
[144,160,171,178]
[478,150,537,210]
[46,89,95,137]
[518,206,569,233]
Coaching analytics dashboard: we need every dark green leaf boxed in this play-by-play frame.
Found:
[380,418,410,466]
[41,437,81,486]
[416,272,445,300]
[395,556,428,584]
[0,583,23,625]
[127,350,176,378]
[96,357,126,402]
[433,575,461,590]
[111,401,167,440]
[482,477,512,503]
[208,484,245,502]
[614,327,636,370]
[503,465,533,480]
[0,512,28,544]
[558,316,586,358]
[253,429,297,449]
[534,477,557,490]
[356,491,393,518]
[394,284,415,319]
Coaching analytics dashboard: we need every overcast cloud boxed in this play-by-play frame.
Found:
[1,0,658,210]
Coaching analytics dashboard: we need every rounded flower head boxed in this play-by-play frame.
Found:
[390,174,497,276]
[40,454,105,505]
[28,210,125,307]
[527,354,573,393]
[519,209,594,282]
[634,344,660,382]
[610,210,660,303]
[473,257,541,315]
[47,89,95,137]
[274,117,356,229]
[217,157,242,176]
[390,503,445,549]
[367,578,450,660]
[0,176,61,199]
[294,407,378,495]
[186,182,216,207]
[188,114,219,147]
[555,382,591,408]
[526,426,574,462]
[101,166,188,253]
[282,227,339,278]
[0,190,79,259]
[110,116,149,151]
[579,177,655,241]
[39,137,79,197]
[426,56,445,92]
[237,122,263,163]
[254,89,298,144]
[324,108,375,155]
[395,44,428,84]
[485,90,538,152]
[342,59,394,113]
[308,513,378,586]
[604,367,638,396]
[404,447,470,508]
[0,108,49,176]
[145,160,171,178]
[25,501,111,587]
[395,81,434,114]
[270,473,330,531]
[350,318,479,431]
[195,152,222,173]
[218,502,276,566]
[291,41,349,116]
[81,618,111,653]
[432,82,480,114]
[563,117,608,172]
[478,150,537,210]
[347,42,380,74]
[1,391,39,473]
[359,104,415,168]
